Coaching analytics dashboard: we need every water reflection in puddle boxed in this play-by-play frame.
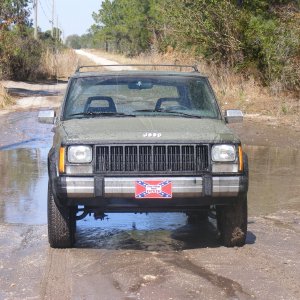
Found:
[0,147,48,224]
[75,220,220,250]
[245,145,300,216]
[0,145,299,230]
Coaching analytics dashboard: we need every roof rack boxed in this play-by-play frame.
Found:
[75,64,199,73]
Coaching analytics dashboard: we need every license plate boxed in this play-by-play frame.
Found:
[135,180,172,199]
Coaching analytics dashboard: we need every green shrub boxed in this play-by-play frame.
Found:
[1,29,43,80]
[0,0,46,81]
[91,0,300,92]
[244,13,300,90]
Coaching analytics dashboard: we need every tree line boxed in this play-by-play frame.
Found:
[1,0,299,91]
[84,0,299,91]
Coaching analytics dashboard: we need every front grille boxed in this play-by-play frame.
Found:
[95,144,209,174]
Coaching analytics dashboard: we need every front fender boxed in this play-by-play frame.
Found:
[48,147,67,206]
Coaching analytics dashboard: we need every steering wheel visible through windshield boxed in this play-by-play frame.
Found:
[63,75,221,120]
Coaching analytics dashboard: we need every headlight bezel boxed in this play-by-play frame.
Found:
[67,145,93,164]
[211,144,243,174]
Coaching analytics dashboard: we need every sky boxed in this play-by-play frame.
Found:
[30,0,103,39]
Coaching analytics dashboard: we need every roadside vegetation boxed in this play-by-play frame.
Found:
[1,0,43,81]
[0,1,78,81]
[0,0,79,108]
[72,0,300,118]
[41,48,79,79]
[1,0,299,119]
[0,83,14,108]
[86,49,284,116]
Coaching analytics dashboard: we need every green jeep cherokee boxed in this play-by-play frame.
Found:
[39,65,248,248]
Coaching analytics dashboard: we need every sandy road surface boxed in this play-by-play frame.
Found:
[0,50,300,299]
[75,49,135,70]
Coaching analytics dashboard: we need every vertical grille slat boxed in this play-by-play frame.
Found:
[167,146,180,171]
[182,145,195,171]
[125,146,138,171]
[154,146,166,171]
[111,146,123,171]
[96,146,109,172]
[140,146,152,172]
[196,145,209,171]
[95,144,209,173]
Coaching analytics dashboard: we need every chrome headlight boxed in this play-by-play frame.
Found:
[212,145,236,162]
[68,146,92,163]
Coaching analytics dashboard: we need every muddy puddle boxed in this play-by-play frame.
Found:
[245,145,300,215]
[0,147,48,224]
[0,143,299,249]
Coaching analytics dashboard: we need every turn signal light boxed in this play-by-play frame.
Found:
[59,147,65,174]
[238,145,243,172]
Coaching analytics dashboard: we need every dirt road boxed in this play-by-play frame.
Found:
[0,52,300,299]
[1,208,299,299]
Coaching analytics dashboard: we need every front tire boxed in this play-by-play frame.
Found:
[216,195,248,247]
[48,182,76,248]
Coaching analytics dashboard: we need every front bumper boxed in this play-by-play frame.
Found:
[50,174,248,212]
[54,175,247,201]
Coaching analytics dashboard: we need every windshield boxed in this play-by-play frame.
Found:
[63,75,221,120]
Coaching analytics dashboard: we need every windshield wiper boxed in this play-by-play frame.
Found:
[68,112,136,118]
[133,109,202,118]
[160,110,203,118]
[133,109,157,113]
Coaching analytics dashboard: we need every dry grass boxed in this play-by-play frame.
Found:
[0,83,14,109]
[40,49,79,80]
[88,49,299,118]
[76,53,97,68]
[40,49,99,80]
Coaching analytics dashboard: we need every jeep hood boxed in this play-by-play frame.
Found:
[59,117,240,144]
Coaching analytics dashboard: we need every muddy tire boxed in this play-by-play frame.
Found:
[48,182,75,248]
[217,195,248,247]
